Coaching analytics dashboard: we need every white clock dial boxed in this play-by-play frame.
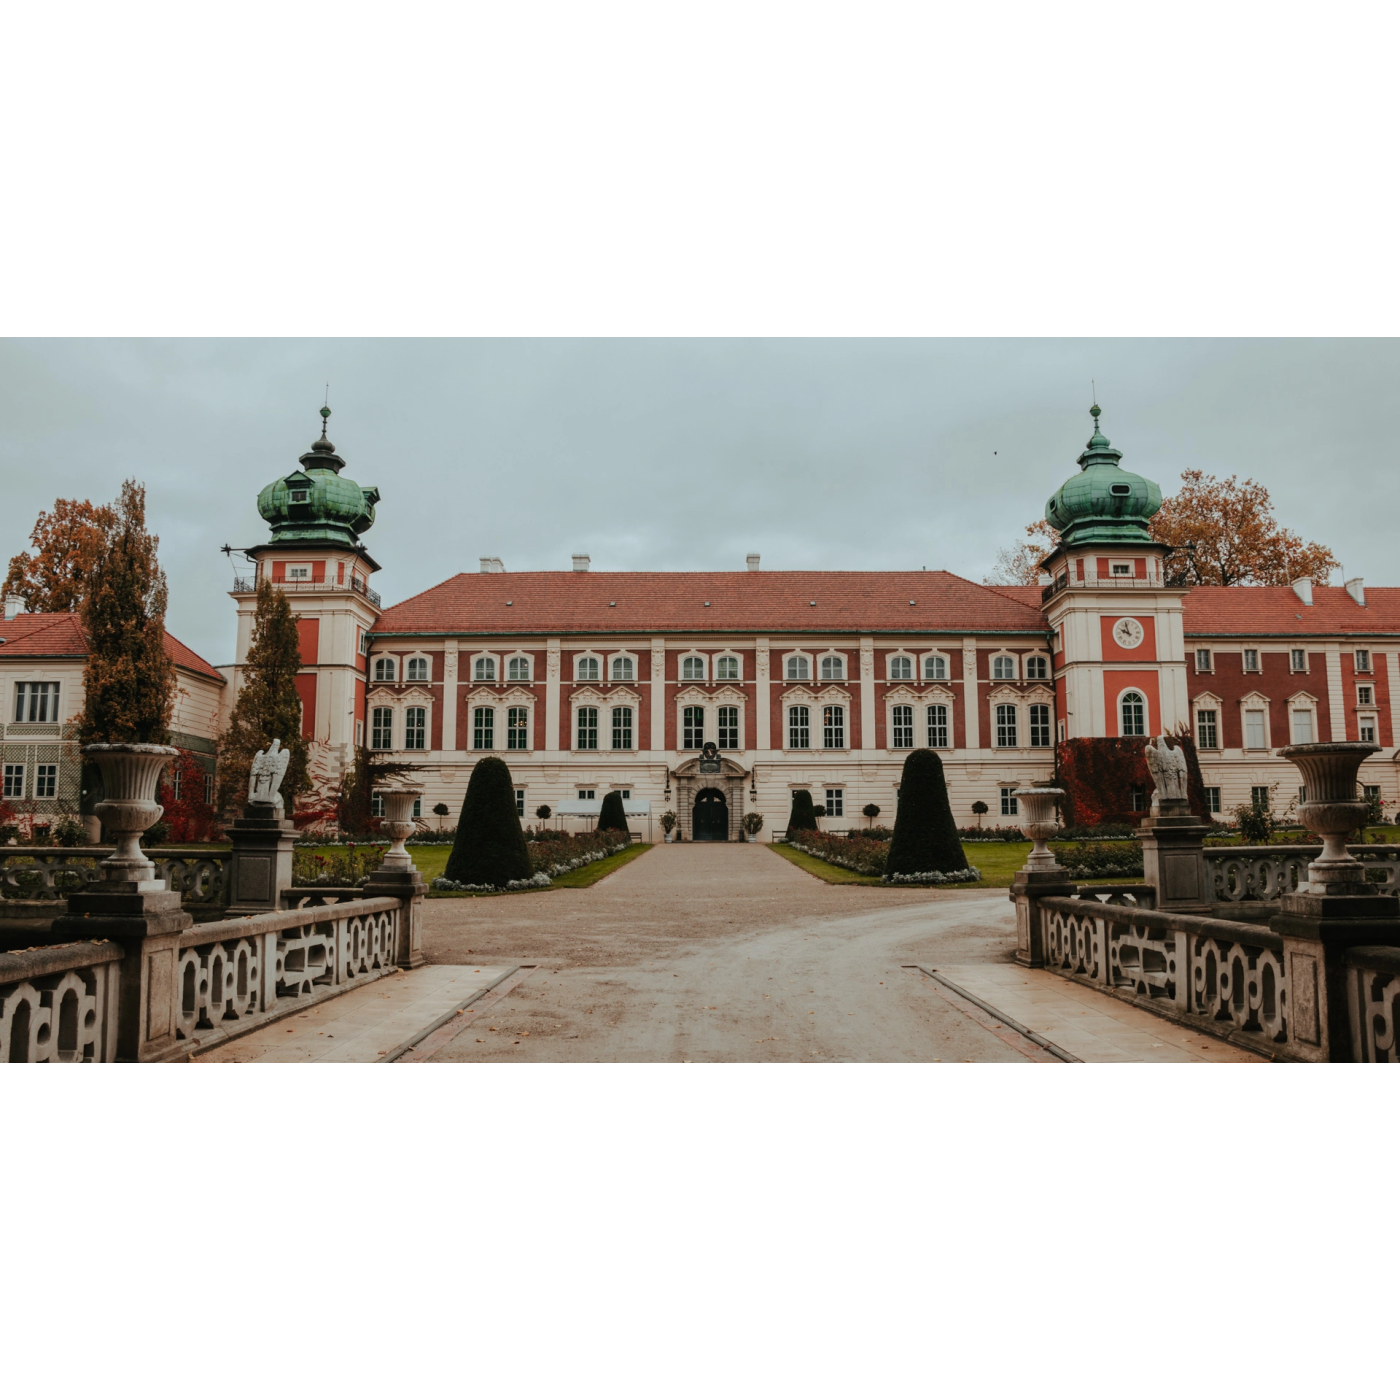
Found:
[1113,617,1145,649]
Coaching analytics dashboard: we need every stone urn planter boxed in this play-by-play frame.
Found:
[1013,787,1064,871]
[1279,741,1377,892]
[84,743,178,886]
[378,787,424,870]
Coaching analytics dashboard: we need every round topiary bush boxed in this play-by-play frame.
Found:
[886,749,968,876]
[788,789,819,832]
[597,790,629,833]
[444,756,532,888]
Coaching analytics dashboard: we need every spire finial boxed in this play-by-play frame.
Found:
[1090,381,1101,424]
[320,384,331,430]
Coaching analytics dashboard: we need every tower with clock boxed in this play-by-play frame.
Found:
[1038,406,1189,743]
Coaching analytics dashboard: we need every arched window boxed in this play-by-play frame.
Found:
[821,655,844,681]
[576,656,600,682]
[889,656,912,680]
[924,655,947,680]
[612,657,634,681]
[682,656,706,681]
[508,656,531,682]
[474,657,496,682]
[786,655,810,681]
[374,658,396,682]
[1025,656,1048,680]
[1121,691,1146,737]
[992,655,1017,680]
[406,657,429,682]
[716,656,739,680]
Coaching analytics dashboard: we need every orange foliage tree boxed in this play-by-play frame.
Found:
[4,497,117,613]
[157,749,219,842]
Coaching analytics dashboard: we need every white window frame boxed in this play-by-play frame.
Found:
[1239,694,1272,751]
[370,707,393,750]
[373,657,397,683]
[1204,786,1221,814]
[1023,653,1051,682]
[1029,702,1052,748]
[1000,787,1020,816]
[33,763,57,800]
[1118,689,1147,738]
[995,702,1019,748]
[1195,648,1213,673]
[783,652,812,682]
[1359,712,1379,744]
[506,653,533,683]
[286,564,312,581]
[886,652,915,682]
[1243,648,1261,673]
[926,703,950,749]
[1355,649,1373,673]
[404,654,432,684]
[13,681,62,723]
[610,705,634,751]
[714,653,742,682]
[1193,693,1222,751]
[1290,648,1307,673]
[1289,707,1316,744]
[716,704,740,751]
[890,703,914,749]
[576,705,600,751]
[787,705,811,750]
[608,653,638,683]
[403,705,428,751]
[682,704,706,750]
[472,653,500,684]
[506,704,531,751]
[990,653,1018,682]
[573,653,603,684]
[3,763,25,799]
[921,651,950,681]
[818,652,846,682]
[823,788,844,818]
[822,704,846,750]
[472,706,495,750]
[679,653,708,683]
[1357,684,1375,707]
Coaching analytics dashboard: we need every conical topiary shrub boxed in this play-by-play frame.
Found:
[597,790,629,833]
[788,789,819,832]
[443,756,532,887]
[886,749,969,877]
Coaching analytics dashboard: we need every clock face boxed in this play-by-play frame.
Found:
[1113,617,1145,650]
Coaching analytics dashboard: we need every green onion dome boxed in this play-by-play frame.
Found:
[1045,405,1162,546]
[257,409,380,546]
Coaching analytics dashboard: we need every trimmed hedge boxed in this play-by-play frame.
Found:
[444,757,532,888]
[597,791,629,833]
[887,749,968,877]
[788,789,819,832]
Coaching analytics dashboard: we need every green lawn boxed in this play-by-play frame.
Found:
[425,842,652,897]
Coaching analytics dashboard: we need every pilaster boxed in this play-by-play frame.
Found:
[962,638,980,750]
[859,636,875,751]
[651,638,667,755]
[441,639,459,751]
[1326,645,1346,740]
[754,638,770,750]
[545,638,561,752]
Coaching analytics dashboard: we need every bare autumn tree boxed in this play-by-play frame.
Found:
[216,580,311,811]
[4,497,118,613]
[78,481,177,746]
[988,471,1339,589]
[1149,470,1340,586]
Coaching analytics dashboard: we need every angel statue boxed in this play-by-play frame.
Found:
[248,738,292,808]
[1145,734,1189,807]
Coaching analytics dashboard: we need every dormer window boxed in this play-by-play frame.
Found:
[289,489,310,504]
[1109,483,1132,497]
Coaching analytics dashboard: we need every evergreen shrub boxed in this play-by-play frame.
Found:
[886,749,968,877]
[788,790,819,832]
[444,757,532,888]
[597,791,629,832]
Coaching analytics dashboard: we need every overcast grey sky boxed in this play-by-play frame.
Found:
[2,338,1396,666]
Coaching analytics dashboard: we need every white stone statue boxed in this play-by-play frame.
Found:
[1145,735,1189,805]
[248,738,292,807]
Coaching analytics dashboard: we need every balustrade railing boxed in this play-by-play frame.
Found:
[1039,894,1293,1057]
[0,847,229,905]
[1345,946,1400,1063]
[0,940,123,1062]
[1203,844,1400,903]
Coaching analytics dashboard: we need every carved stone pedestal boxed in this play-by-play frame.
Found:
[1138,803,1211,913]
[225,804,297,915]
[1010,871,1078,968]
[363,865,428,969]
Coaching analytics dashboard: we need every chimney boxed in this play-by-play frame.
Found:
[1291,577,1313,606]
[479,557,505,573]
[1345,577,1366,607]
[572,554,590,572]
[3,595,20,622]
[746,553,761,571]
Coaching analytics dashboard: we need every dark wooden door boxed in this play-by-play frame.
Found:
[693,788,729,842]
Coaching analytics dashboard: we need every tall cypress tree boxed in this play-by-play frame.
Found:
[79,480,176,746]
[886,749,969,876]
[444,757,532,887]
[217,579,310,811]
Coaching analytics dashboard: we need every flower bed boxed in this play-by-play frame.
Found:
[292,844,387,886]
[432,831,630,892]
[1054,841,1144,879]
[787,830,980,885]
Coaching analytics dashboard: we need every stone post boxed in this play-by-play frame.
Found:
[1138,799,1211,913]
[50,743,190,1062]
[1010,787,1075,967]
[363,787,427,969]
[225,803,297,915]
[1270,742,1400,1061]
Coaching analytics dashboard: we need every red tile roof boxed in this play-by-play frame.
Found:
[0,612,224,680]
[1182,585,1400,636]
[374,570,1052,637]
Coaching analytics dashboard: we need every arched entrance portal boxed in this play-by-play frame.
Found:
[692,788,729,842]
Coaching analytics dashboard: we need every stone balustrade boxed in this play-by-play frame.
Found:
[0,939,123,1062]
[1204,845,1400,903]
[1345,946,1400,1062]
[0,847,229,905]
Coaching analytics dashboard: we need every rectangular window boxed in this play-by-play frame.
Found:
[1244,710,1267,749]
[822,705,845,749]
[3,764,25,798]
[1358,685,1374,706]
[1057,720,1067,742]
[924,655,947,680]
[1197,709,1219,750]
[171,767,182,801]
[788,706,811,750]
[412,798,422,818]
[576,707,598,750]
[1111,562,1131,576]
[1364,784,1380,805]
[1130,785,1147,812]
[611,706,633,750]
[1251,785,1270,812]
[287,565,311,580]
[1205,786,1221,814]
[1360,716,1377,744]
[926,703,948,748]
[1000,787,1019,816]
[371,707,393,749]
[370,792,385,818]
[516,789,526,818]
[404,706,427,750]
[683,706,704,749]
[473,707,494,750]
[1356,649,1372,672]
[1291,710,1314,744]
[1243,649,1260,672]
[1291,649,1306,671]
[995,703,1018,748]
[14,681,60,723]
[1029,704,1051,748]
[824,789,844,818]
[204,773,215,804]
[717,706,738,750]
[1196,649,1212,672]
[507,706,529,750]
[891,705,913,749]
[578,789,595,800]
[355,720,364,746]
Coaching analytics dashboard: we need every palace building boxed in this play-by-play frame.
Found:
[222,404,1400,837]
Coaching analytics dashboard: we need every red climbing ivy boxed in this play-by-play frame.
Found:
[1055,730,1209,829]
